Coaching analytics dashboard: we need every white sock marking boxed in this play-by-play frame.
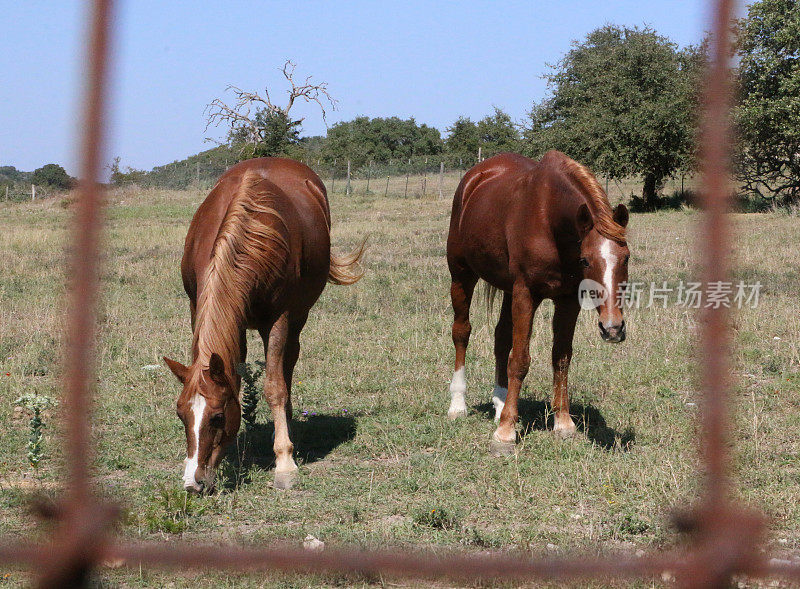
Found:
[492,385,507,423]
[448,366,467,417]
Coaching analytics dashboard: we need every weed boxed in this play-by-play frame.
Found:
[412,506,461,530]
[142,485,206,535]
[236,361,264,430]
[13,393,57,471]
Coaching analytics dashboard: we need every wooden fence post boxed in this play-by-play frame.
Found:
[31,184,36,201]
[477,147,482,162]
[366,161,371,192]
[404,172,409,198]
[438,162,444,199]
[384,176,390,197]
[331,169,335,193]
[346,160,351,196]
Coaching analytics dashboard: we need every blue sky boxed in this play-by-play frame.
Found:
[1,1,719,175]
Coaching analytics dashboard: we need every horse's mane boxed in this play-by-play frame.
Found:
[192,170,289,371]
[541,150,627,245]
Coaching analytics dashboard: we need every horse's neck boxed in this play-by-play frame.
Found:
[191,283,244,370]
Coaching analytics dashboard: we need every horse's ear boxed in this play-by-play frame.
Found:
[613,203,629,228]
[576,204,594,239]
[163,356,189,384]
[208,353,227,386]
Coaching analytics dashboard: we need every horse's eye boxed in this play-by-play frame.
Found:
[579,257,590,268]
[209,413,225,428]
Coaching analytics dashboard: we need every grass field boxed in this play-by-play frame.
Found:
[0,182,798,588]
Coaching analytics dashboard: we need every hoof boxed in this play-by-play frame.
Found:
[553,423,577,439]
[489,437,516,457]
[447,407,467,420]
[274,469,299,490]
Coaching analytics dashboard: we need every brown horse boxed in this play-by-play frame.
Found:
[446,151,629,455]
[164,157,363,491]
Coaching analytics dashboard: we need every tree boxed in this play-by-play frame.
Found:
[322,116,443,168]
[31,163,73,190]
[445,116,479,160]
[205,60,336,158]
[108,157,147,186]
[476,108,520,156]
[734,0,800,205]
[524,25,702,208]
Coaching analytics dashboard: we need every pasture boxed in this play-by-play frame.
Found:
[1,183,799,587]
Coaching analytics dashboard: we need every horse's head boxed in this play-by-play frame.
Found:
[163,353,241,493]
[576,203,630,343]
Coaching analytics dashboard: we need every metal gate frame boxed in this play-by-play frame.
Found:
[2,1,799,586]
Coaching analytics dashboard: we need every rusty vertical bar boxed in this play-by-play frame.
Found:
[35,1,116,587]
[698,0,735,503]
[65,0,113,516]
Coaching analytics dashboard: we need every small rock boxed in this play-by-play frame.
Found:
[778,538,788,545]
[635,549,646,558]
[546,543,558,552]
[774,336,781,341]
[142,364,161,371]
[303,534,324,552]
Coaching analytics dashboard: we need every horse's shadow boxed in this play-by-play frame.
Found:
[221,413,356,490]
[474,397,635,452]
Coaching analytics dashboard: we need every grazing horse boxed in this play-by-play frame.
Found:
[445,151,630,455]
[164,158,363,491]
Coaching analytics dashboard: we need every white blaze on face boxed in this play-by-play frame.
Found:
[600,239,618,304]
[447,366,467,418]
[182,393,206,489]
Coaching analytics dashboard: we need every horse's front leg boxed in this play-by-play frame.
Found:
[261,314,299,489]
[492,281,540,455]
[551,297,579,436]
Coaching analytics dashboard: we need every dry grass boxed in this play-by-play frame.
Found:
[0,183,797,587]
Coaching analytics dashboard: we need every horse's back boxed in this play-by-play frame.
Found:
[448,153,544,289]
[182,158,331,310]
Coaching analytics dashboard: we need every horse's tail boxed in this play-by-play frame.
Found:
[483,281,501,317]
[328,236,367,285]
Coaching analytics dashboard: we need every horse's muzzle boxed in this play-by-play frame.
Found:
[599,321,626,343]
[184,480,205,495]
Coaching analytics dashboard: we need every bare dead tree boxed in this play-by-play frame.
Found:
[204,60,337,151]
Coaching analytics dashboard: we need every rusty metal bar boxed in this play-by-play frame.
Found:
[697,0,736,504]
[32,1,117,587]
[112,543,682,583]
[64,0,113,514]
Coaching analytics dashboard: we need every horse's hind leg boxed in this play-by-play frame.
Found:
[282,314,307,423]
[261,313,299,489]
[551,297,579,437]
[491,292,512,422]
[447,270,478,419]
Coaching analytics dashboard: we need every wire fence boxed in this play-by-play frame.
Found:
[2,0,799,587]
